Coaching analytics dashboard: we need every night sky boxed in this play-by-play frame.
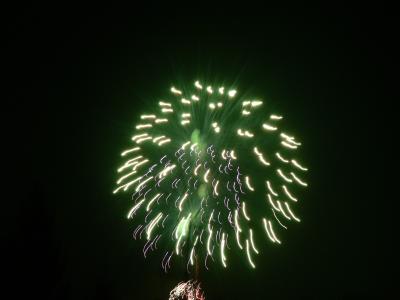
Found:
[6,4,392,299]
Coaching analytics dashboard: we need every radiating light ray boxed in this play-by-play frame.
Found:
[245,239,256,268]
[285,202,301,222]
[282,185,298,202]
[249,229,259,254]
[277,169,293,183]
[245,176,255,191]
[291,172,308,187]
[291,159,308,171]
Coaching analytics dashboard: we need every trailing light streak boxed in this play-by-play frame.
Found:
[291,159,308,171]
[158,101,172,107]
[206,86,213,94]
[213,180,219,196]
[155,118,168,123]
[270,114,283,120]
[228,89,237,97]
[136,124,152,130]
[117,170,137,184]
[282,185,298,202]
[147,193,161,211]
[276,152,289,163]
[242,202,251,221]
[277,201,291,220]
[220,232,227,267]
[121,147,140,156]
[135,176,154,192]
[267,193,280,211]
[147,213,163,240]
[136,136,152,144]
[191,95,200,101]
[249,229,259,254]
[266,180,278,196]
[262,123,277,131]
[245,239,256,268]
[234,209,242,232]
[161,108,174,113]
[204,169,210,183]
[285,202,301,222]
[277,169,293,183]
[153,136,166,143]
[171,87,182,95]
[251,100,263,107]
[195,80,203,89]
[268,220,281,244]
[131,133,149,141]
[140,114,156,119]
[218,87,225,94]
[281,141,298,149]
[178,193,189,211]
[291,172,308,186]
[181,98,191,105]
[245,176,255,191]
[262,218,276,243]
[127,198,145,218]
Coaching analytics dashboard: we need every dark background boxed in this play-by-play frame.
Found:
[5,4,392,299]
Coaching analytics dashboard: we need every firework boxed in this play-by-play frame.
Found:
[169,280,205,300]
[114,80,308,271]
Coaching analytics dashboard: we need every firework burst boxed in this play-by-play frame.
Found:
[114,80,308,271]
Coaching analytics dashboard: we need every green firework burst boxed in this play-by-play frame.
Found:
[113,80,308,271]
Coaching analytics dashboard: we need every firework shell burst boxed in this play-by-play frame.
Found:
[113,80,308,271]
